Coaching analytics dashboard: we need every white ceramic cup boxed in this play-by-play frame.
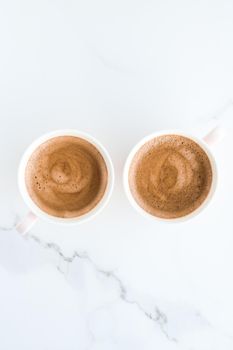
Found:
[123,127,223,222]
[16,130,114,234]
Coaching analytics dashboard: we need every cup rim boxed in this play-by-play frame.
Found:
[18,129,115,225]
[123,129,218,223]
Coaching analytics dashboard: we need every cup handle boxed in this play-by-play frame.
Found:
[15,211,38,235]
[203,126,225,147]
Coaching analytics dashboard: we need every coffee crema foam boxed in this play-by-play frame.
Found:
[25,136,108,218]
[128,135,213,219]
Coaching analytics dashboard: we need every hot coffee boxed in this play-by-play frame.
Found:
[25,136,108,218]
[128,135,212,219]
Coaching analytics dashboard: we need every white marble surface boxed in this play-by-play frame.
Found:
[1,0,233,348]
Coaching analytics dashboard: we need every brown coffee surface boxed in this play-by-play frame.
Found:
[25,136,108,218]
[129,135,212,219]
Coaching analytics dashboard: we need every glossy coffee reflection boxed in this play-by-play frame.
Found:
[128,135,213,219]
[25,136,108,218]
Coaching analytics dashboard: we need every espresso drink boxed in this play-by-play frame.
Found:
[128,135,212,219]
[25,136,108,218]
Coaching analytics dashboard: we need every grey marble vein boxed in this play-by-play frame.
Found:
[29,233,177,342]
[1,221,233,348]
[0,216,19,231]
